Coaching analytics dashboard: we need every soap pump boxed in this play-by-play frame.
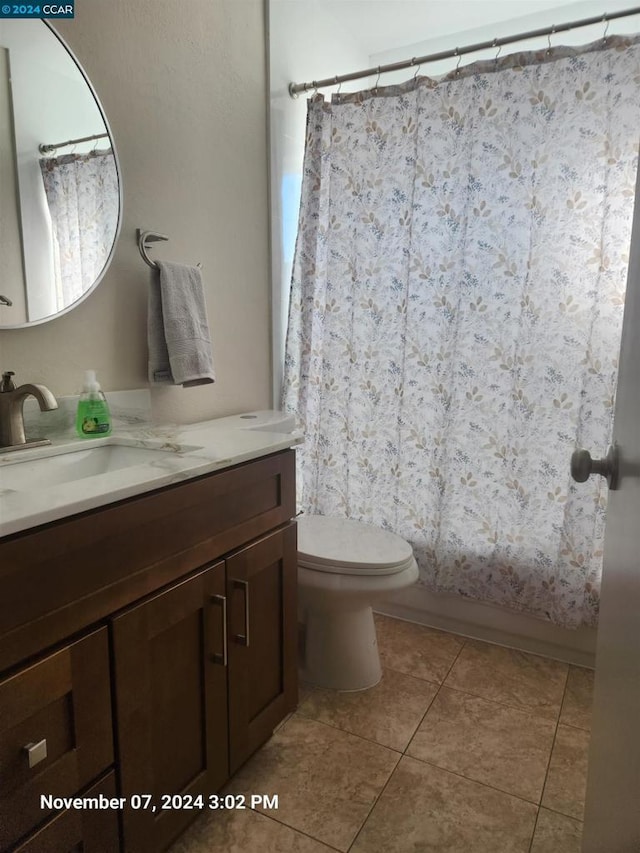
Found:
[76,370,112,438]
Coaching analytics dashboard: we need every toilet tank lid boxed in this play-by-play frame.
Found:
[297,515,414,571]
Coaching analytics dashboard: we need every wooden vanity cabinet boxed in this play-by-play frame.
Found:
[0,628,115,852]
[226,523,297,774]
[113,523,298,852]
[112,561,230,852]
[11,773,120,853]
[0,450,298,853]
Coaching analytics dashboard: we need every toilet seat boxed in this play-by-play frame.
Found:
[297,515,415,576]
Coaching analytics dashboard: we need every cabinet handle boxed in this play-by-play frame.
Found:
[233,579,250,647]
[210,594,228,666]
[24,739,47,768]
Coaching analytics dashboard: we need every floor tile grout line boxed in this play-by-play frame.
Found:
[402,679,442,754]
[299,686,555,813]
[427,680,565,723]
[345,749,403,853]
[403,678,447,756]
[528,663,572,851]
[301,664,443,698]
[376,628,469,744]
[375,613,592,671]
[301,672,555,774]
[230,709,399,853]
[254,807,345,852]
[371,661,446,689]
[302,680,585,840]
[301,650,568,766]
[441,632,468,681]
[558,666,571,726]
[251,752,584,853]
[290,618,587,852]
[299,663,456,756]
[294,711,404,756]
[377,618,579,713]
[373,662,566,731]
[402,683,558,805]
[379,638,469,759]
[401,750,546,810]
[558,719,591,733]
[238,708,404,853]
[539,804,585,824]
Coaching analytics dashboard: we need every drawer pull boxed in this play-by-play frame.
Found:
[24,739,47,768]
[233,579,250,647]
[210,594,228,667]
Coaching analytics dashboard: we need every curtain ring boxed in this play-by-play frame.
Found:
[493,38,502,65]
[374,66,381,93]
[602,15,610,44]
[334,75,342,95]
[411,57,421,80]
[546,27,555,56]
[454,48,462,76]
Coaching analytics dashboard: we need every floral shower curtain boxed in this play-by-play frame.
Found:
[39,149,119,310]
[282,36,640,629]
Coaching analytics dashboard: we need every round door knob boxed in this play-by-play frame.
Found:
[570,449,594,483]
[570,445,619,490]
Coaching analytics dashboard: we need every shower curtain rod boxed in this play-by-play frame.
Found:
[38,132,109,155]
[288,5,640,97]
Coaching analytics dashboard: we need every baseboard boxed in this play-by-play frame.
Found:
[375,585,597,669]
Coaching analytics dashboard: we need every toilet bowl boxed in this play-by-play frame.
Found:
[297,516,419,691]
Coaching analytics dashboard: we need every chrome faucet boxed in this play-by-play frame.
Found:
[0,371,58,450]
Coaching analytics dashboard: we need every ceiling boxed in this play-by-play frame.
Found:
[317,0,640,57]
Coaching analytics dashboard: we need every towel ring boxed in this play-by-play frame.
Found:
[137,228,202,270]
[137,229,168,269]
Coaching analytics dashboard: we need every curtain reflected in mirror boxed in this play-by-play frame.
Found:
[0,20,121,329]
[39,149,119,312]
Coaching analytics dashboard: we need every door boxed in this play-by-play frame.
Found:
[581,160,640,851]
[112,562,229,853]
[226,523,298,774]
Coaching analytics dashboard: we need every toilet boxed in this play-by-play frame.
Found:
[297,515,419,691]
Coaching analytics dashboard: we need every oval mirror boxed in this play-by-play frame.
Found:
[0,20,121,329]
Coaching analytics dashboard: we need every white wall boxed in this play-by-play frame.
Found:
[0,0,272,424]
[268,0,371,406]
[371,0,640,81]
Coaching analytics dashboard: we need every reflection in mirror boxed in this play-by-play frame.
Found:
[0,20,121,328]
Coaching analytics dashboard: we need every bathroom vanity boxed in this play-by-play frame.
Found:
[0,420,299,852]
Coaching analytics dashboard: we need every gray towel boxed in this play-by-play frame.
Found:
[147,260,215,387]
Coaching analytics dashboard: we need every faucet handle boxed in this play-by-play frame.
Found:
[1,371,16,392]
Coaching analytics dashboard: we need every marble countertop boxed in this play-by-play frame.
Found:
[0,410,302,538]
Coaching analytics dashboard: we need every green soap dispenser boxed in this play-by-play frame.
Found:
[76,370,112,438]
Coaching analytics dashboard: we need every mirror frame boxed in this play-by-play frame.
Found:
[1,20,123,330]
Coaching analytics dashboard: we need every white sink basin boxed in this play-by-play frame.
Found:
[0,441,201,492]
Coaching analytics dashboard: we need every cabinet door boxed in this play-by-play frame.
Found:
[227,523,298,773]
[0,628,113,851]
[112,562,228,852]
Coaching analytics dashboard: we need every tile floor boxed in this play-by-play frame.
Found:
[170,614,593,853]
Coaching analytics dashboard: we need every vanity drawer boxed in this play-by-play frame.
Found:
[0,627,113,851]
[0,450,296,671]
[12,771,119,853]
